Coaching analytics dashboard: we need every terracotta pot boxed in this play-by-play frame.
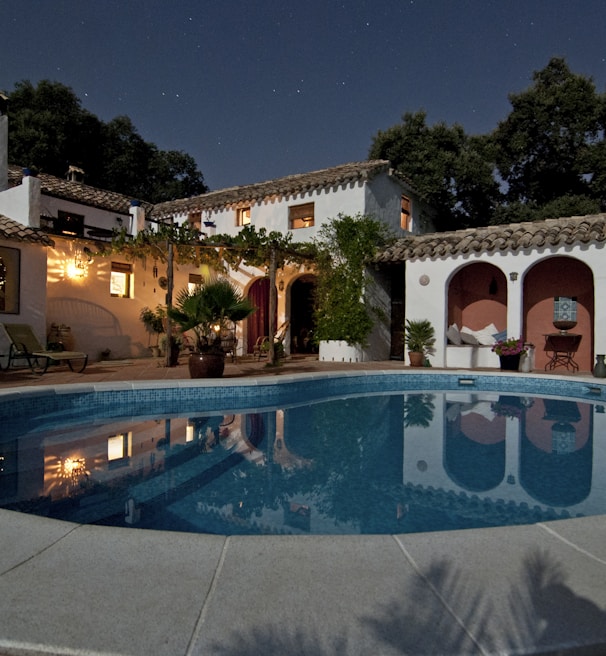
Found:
[188,352,225,378]
[408,351,425,367]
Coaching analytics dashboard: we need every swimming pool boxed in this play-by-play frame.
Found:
[1,371,605,536]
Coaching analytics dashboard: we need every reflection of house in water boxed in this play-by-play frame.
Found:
[521,399,592,507]
[445,399,507,492]
[3,393,605,536]
[403,393,603,524]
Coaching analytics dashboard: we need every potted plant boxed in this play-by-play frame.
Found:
[491,337,527,371]
[168,278,256,378]
[404,319,436,367]
[139,305,166,356]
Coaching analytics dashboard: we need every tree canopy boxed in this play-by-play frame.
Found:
[5,80,208,203]
[370,58,606,228]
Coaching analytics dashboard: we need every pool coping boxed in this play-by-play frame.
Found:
[1,370,606,655]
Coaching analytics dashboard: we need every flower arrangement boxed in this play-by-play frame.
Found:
[491,396,534,419]
[491,337,527,356]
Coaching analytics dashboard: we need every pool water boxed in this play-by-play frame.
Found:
[1,387,604,535]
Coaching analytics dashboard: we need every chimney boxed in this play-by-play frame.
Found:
[129,200,146,236]
[66,165,85,182]
[0,92,8,192]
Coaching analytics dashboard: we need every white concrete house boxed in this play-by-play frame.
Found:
[376,215,606,373]
[1,101,429,364]
[150,160,430,358]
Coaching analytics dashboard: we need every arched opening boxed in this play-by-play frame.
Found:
[448,263,507,333]
[520,399,592,506]
[444,401,506,492]
[523,256,594,371]
[289,274,317,354]
[246,278,276,354]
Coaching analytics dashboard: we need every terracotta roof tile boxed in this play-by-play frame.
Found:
[8,166,152,215]
[375,214,606,263]
[0,214,55,246]
[149,160,397,219]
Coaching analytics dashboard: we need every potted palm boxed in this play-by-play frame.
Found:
[404,319,436,367]
[168,278,256,378]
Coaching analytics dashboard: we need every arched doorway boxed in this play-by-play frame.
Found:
[290,274,317,353]
[523,257,594,371]
[246,278,276,354]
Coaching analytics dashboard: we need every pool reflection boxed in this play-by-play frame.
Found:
[0,392,603,535]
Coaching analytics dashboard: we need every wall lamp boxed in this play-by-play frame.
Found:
[509,272,519,281]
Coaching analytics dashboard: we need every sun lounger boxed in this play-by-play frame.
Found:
[1,323,88,374]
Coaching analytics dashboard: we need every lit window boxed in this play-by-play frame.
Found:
[188,211,202,231]
[289,203,314,229]
[108,432,131,469]
[56,210,85,236]
[401,196,412,231]
[236,207,251,226]
[0,246,20,314]
[110,262,133,298]
[188,273,202,292]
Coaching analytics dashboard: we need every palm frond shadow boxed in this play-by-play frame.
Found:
[207,548,606,655]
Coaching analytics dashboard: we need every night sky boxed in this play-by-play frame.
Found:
[2,1,606,191]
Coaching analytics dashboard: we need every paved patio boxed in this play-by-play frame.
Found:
[1,356,605,655]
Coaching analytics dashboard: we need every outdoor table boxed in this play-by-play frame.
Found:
[544,333,582,372]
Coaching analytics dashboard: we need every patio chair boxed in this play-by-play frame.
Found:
[253,321,289,360]
[1,323,88,374]
[220,328,238,362]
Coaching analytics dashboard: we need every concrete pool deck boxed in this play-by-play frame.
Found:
[1,356,606,655]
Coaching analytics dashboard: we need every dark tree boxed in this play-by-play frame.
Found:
[492,57,603,209]
[7,80,104,179]
[6,80,208,202]
[369,111,500,230]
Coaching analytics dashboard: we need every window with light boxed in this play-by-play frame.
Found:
[289,202,314,229]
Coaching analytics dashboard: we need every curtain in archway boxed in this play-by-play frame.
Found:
[247,278,275,353]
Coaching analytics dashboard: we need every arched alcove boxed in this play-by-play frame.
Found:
[523,256,594,371]
[448,263,507,332]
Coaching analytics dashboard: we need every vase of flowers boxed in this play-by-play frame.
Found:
[492,337,527,371]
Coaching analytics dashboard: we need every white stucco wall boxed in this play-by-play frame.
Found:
[0,175,41,227]
[0,239,48,359]
[174,181,369,242]
[45,237,199,359]
[40,195,131,234]
[405,243,606,368]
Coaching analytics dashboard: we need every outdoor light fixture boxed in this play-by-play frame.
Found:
[509,272,519,281]
[66,250,88,279]
[278,280,284,291]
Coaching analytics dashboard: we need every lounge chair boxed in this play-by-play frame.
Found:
[1,323,88,374]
